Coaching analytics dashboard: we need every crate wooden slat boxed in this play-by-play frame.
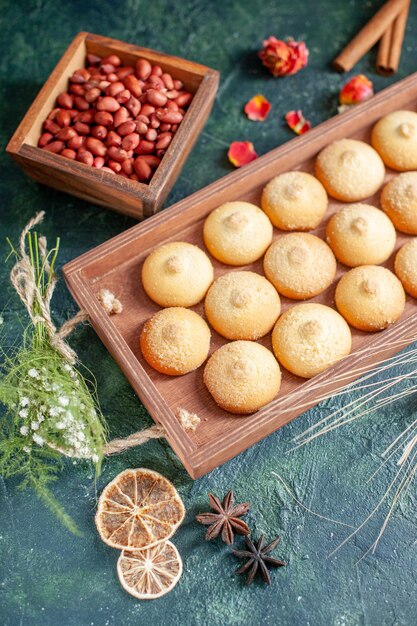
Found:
[6,32,219,218]
[64,72,417,478]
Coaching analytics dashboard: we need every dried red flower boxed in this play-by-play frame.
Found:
[339,74,374,105]
[285,110,311,135]
[228,141,258,167]
[258,37,308,77]
[244,94,271,121]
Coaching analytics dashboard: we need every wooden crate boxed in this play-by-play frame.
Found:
[63,72,417,478]
[6,32,219,219]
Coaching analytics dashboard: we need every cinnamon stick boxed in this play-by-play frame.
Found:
[376,0,410,75]
[333,0,407,73]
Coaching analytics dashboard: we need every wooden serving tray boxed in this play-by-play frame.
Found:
[63,72,417,479]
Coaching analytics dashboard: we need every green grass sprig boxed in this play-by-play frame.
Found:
[0,225,108,533]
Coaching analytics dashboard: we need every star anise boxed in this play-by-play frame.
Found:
[232,534,286,585]
[195,491,250,545]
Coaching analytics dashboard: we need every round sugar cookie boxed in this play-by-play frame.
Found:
[261,171,328,231]
[395,238,417,298]
[335,266,405,332]
[263,233,336,299]
[326,203,396,267]
[371,110,417,171]
[315,139,385,202]
[380,172,417,235]
[271,303,352,379]
[203,341,281,414]
[140,307,211,375]
[203,201,273,265]
[204,271,280,340]
[141,242,214,307]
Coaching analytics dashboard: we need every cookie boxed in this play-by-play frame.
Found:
[140,307,211,375]
[315,139,385,202]
[204,271,281,340]
[380,172,417,235]
[141,241,214,307]
[371,110,417,171]
[203,201,273,265]
[326,203,396,267]
[263,233,336,299]
[203,341,281,414]
[335,266,405,332]
[261,171,328,231]
[271,303,352,378]
[394,238,417,298]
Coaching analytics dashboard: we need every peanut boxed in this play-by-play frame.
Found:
[117,120,136,136]
[85,137,107,157]
[136,58,152,80]
[121,133,140,151]
[96,96,120,112]
[38,132,53,147]
[76,148,94,166]
[61,148,76,159]
[42,140,64,153]
[107,146,128,162]
[57,92,73,109]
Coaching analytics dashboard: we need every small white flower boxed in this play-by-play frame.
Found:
[49,407,60,417]
[19,397,29,407]
[55,422,66,430]
[32,434,44,446]
[31,422,39,431]
[58,397,70,407]
[64,363,73,372]
[74,441,81,450]
[19,409,28,418]
[20,426,29,436]
[23,446,31,454]
[92,454,99,463]
[28,368,40,379]
[77,431,86,442]
[37,414,45,423]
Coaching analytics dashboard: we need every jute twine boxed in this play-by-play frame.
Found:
[11,212,200,457]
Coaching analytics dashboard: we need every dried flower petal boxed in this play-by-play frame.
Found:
[259,37,308,77]
[285,110,311,135]
[244,95,271,121]
[339,74,373,106]
[227,141,258,167]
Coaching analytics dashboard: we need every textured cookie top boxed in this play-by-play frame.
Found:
[264,232,336,299]
[381,172,417,234]
[140,307,211,375]
[315,139,385,202]
[326,203,396,267]
[204,270,280,340]
[261,171,328,230]
[141,241,214,307]
[394,238,417,298]
[335,266,405,331]
[203,340,281,414]
[272,303,352,379]
[371,110,417,171]
[203,201,273,265]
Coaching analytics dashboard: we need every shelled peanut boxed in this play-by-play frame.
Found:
[38,53,194,182]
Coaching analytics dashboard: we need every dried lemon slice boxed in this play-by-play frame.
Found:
[117,540,183,600]
[95,468,185,550]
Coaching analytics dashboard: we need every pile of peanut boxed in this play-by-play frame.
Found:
[38,53,193,182]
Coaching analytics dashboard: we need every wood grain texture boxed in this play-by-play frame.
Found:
[64,71,417,478]
[6,32,219,219]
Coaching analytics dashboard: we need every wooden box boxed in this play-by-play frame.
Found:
[63,72,417,479]
[6,32,219,219]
